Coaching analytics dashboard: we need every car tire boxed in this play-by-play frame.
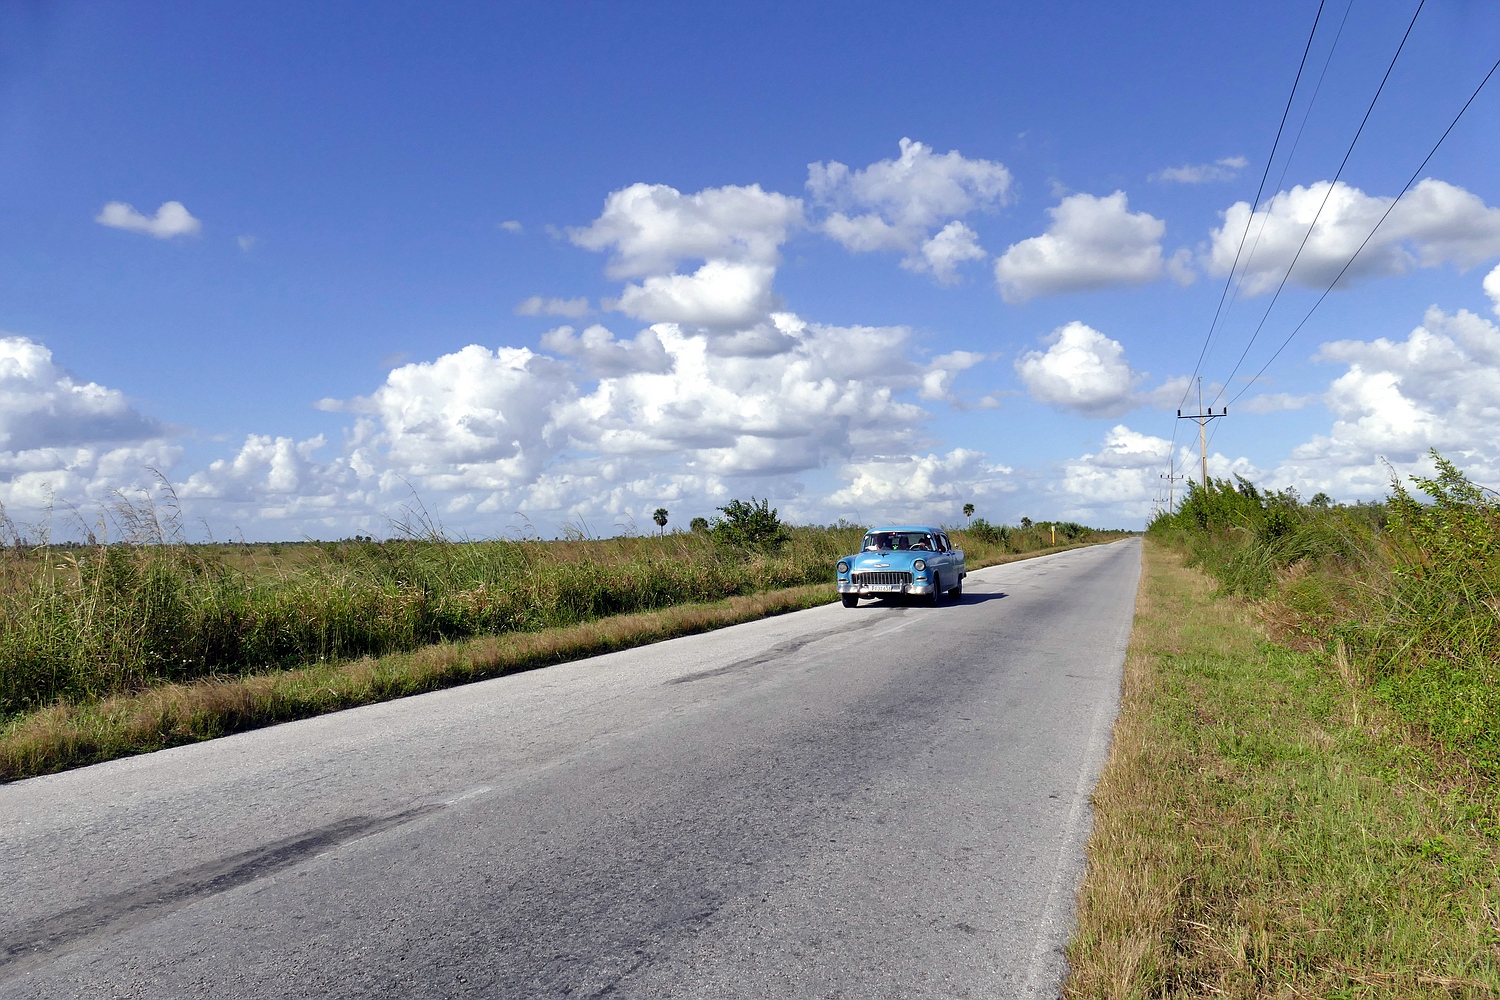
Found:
[841,593,859,608]
[948,579,963,600]
[923,574,940,606]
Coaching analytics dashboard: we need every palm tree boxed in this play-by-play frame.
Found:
[652,508,669,536]
[962,503,974,528]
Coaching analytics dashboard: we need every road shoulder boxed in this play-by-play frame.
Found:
[1066,540,1500,996]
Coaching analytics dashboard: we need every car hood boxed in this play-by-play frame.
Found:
[846,551,929,570]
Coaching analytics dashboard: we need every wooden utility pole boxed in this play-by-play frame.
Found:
[1160,458,1186,513]
[1176,377,1226,492]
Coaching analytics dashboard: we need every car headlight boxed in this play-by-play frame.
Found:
[836,561,849,574]
[913,559,926,571]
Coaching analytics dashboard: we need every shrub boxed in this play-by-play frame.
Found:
[710,498,790,552]
[1149,451,1500,775]
[968,517,1001,544]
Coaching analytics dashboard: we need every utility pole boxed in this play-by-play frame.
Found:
[1176,377,1226,492]
[1160,458,1186,513]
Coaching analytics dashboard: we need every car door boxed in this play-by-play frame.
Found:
[931,531,953,587]
[940,532,960,583]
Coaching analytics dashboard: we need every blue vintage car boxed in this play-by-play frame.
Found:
[835,525,966,607]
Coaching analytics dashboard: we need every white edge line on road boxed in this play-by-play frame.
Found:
[441,785,493,806]
[868,618,917,640]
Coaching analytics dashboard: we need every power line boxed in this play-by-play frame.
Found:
[1211,0,1426,406]
[1177,378,1228,492]
[1160,459,1186,513]
[1164,0,1332,491]
[1177,0,1330,409]
[1212,0,1355,352]
[1229,49,1500,407]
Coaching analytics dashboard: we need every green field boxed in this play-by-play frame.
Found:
[0,501,1124,731]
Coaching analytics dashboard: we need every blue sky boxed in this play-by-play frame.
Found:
[3,1,1500,539]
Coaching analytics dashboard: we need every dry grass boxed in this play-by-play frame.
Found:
[1066,540,1500,998]
[0,543,1090,783]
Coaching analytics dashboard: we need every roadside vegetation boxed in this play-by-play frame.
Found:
[0,493,1127,780]
[1152,453,1500,775]
[1069,454,1500,996]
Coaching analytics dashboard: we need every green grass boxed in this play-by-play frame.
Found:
[0,501,1129,724]
[1149,453,1500,778]
[1067,542,1500,998]
[0,538,1115,782]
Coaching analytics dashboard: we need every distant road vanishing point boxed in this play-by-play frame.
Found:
[1,539,1141,999]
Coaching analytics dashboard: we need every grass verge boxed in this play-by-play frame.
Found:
[1066,540,1500,998]
[0,544,1090,783]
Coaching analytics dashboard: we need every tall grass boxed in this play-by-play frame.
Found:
[1149,452,1500,773]
[0,499,1120,719]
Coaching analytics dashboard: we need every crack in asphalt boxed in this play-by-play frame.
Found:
[0,804,442,981]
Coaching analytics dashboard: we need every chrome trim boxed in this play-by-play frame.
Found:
[836,575,934,596]
[850,570,912,587]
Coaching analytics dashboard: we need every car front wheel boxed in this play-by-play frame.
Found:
[841,593,859,608]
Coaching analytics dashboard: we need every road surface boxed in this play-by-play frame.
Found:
[0,538,1141,999]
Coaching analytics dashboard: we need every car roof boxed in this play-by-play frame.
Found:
[865,525,945,534]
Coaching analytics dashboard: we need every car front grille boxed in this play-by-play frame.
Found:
[851,571,913,587]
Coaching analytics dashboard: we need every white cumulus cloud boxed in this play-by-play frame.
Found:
[909,221,987,284]
[1484,261,1500,317]
[1277,304,1500,496]
[515,296,592,318]
[1150,156,1247,184]
[571,182,804,340]
[0,336,163,454]
[570,182,802,278]
[827,448,1014,520]
[95,201,202,239]
[808,138,1009,281]
[539,324,672,378]
[238,309,956,532]
[1055,424,1257,522]
[1016,322,1140,417]
[611,260,778,329]
[1208,178,1500,296]
[994,191,1169,302]
[0,335,179,515]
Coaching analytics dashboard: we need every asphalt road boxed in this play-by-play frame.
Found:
[0,538,1141,999]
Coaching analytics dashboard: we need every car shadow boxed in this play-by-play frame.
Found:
[858,591,1008,608]
[950,591,1007,604]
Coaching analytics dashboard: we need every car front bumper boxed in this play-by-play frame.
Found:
[837,581,935,595]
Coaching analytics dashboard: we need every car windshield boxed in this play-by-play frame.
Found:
[862,531,935,551]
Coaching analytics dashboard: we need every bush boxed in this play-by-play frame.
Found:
[968,517,1001,544]
[1149,451,1500,775]
[710,498,790,552]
